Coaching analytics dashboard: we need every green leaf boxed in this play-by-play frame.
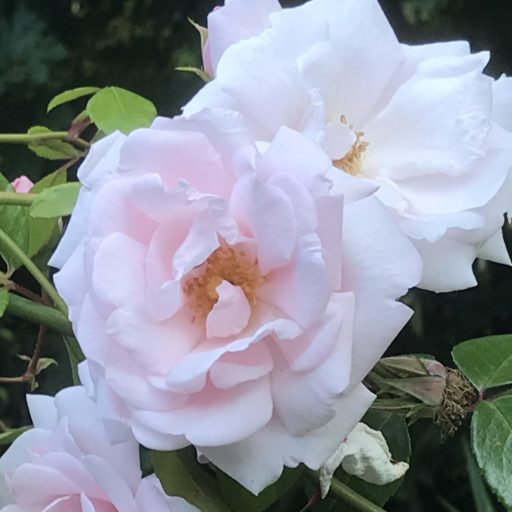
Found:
[217,467,301,512]
[471,395,512,507]
[0,173,30,272]
[30,182,80,219]
[27,126,82,161]
[453,335,512,391]
[0,288,9,318]
[334,411,411,510]
[0,426,31,445]
[152,448,230,512]
[464,440,497,512]
[86,86,157,135]
[27,169,67,258]
[47,86,100,113]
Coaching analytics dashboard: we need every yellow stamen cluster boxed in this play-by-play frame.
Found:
[182,245,262,321]
[332,116,369,176]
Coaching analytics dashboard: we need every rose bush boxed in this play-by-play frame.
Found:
[188,0,512,292]
[50,109,421,493]
[0,386,197,512]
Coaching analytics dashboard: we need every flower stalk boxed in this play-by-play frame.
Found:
[0,227,67,314]
[305,469,386,512]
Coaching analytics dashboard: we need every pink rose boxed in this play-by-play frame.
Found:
[203,0,280,77]
[0,386,197,512]
[187,0,512,292]
[51,111,421,494]
[11,176,34,194]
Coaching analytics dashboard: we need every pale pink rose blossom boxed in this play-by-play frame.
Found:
[0,386,197,512]
[11,176,34,194]
[202,0,280,77]
[187,0,512,292]
[51,111,421,494]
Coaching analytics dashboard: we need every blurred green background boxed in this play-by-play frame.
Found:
[0,0,511,511]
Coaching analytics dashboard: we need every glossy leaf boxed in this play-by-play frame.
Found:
[27,126,81,160]
[453,335,512,391]
[471,395,512,507]
[47,86,100,112]
[30,182,80,219]
[0,288,8,317]
[86,86,157,134]
[152,448,230,512]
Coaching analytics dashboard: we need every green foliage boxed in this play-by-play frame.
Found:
[217,467,302,512]
[152,448,230,512]
[315,411,411,511]
[0,173,29,272]
[0,426,31,446]
[30,182,80,219]
[464,440,497,512]
[86,87,157,134]
[26,126,81,161]
[47,86,100,113]
[0,289,8,318]
[471,395,512,508]
[453,335,512,391]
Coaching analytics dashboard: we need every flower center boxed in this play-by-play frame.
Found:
[183,244,262,320]
[332,116,369,176]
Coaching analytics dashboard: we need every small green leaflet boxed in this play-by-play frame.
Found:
[27,168,67,258]
[27,126,81,161]
[453,335,512,391]
[86,86,157,135]
[471,395,512,508]
[30,182,81,219]
[0,288,8,318]
[47,86,100,113]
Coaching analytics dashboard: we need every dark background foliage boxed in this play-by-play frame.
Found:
[0,1,511,511]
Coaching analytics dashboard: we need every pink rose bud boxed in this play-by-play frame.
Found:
[11,175,34,194]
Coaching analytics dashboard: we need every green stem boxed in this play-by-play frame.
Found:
[0,191,36,206]
[305,470,386,512]
[5,294,73,336]
[0,131,89,151]
[0,132,69,144]
[0,228,67,314]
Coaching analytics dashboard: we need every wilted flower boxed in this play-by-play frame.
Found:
[51,110,421,494]
[0,386,197,512]
[188,0,512,292]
